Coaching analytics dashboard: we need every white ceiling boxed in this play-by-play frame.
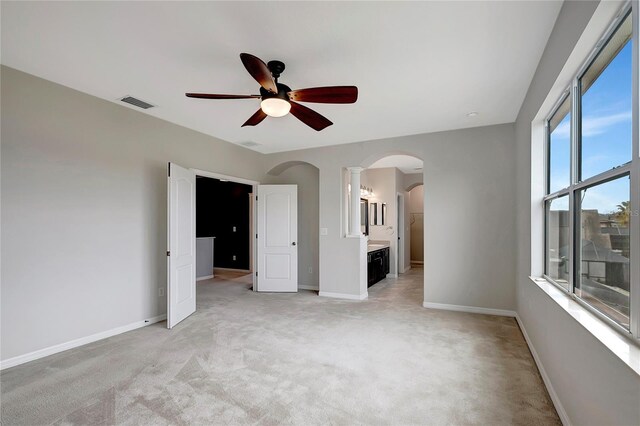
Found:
[1,1,562,154]
[369,155,423,174]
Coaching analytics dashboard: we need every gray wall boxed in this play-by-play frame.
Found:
[1,66,266,361]
[263,163,320,290]
[265,122,517,309]
[515,1,640,425]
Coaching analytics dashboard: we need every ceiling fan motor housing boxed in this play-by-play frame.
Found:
[260,83,291,101]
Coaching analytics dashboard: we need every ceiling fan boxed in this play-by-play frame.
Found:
[186,53,358,131]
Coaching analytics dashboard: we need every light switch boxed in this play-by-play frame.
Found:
[320,228,328,236]
[232,226,236,232]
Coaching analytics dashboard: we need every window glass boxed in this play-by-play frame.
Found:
[548,97,571,194]
[576,175,631,328]
[546,196,570,290]
[579,13,632,180]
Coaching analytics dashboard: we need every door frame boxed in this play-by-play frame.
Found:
[192,168,259,291]
[397,192,405,275]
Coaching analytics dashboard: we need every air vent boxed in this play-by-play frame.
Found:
[120,96,155,109]
[240,141,261,147]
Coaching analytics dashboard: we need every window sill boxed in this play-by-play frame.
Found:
[529,276,640,376]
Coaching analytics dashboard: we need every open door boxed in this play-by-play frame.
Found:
[167,162,196,328]
[257,185,298,292]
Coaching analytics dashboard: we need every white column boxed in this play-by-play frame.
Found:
[348,167,363,237]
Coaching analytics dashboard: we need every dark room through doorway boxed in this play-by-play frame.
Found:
[196,176,253,283]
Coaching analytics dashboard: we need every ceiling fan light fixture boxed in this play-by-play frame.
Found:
[260,98,291,117]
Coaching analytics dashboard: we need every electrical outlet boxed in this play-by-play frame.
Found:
[309,267,313,274]
[233,255,236,261]
[158,287,165,297]
[232,226,236,232]
[320,228,328,236]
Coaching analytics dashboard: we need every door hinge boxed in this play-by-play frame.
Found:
[256,233,258,239]
[255,271,258,276]
[167,162,170,177]
[166,251,170,256]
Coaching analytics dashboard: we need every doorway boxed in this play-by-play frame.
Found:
[166,165,260,328]
[194,169,259,290]
[168,164,304,328]
[195,175,253,281]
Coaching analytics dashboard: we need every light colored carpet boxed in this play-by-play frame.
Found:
[1,267,560,425]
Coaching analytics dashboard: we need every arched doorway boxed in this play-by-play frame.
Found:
[357,154,424,302]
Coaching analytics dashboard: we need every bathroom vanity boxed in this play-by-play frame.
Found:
[367,241,390,287]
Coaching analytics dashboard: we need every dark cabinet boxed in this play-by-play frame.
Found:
[367,247,390,287]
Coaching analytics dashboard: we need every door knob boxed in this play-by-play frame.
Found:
[292,242,296,246]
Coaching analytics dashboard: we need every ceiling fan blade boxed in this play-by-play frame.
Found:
[288,86,358,104]
[240,53,278,94]
[241,109,268,127]
[289,101,333,131]
[185,93,260,99]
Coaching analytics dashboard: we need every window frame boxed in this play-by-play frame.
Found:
[542,2,639,339]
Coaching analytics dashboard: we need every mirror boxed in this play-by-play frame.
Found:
[360,198,369,235]
[370,202,387,226]
[370,202,378,225]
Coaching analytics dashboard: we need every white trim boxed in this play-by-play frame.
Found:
[515,314,571,426]
[196,275,214,281]
[298,284,319,291]
[386,273,398,278]
[630,0,640,342]
[422,301,516,317]
[319,291,368,300]
[0,314,167,370]
[192,169,260,186]
[397,192,405,275]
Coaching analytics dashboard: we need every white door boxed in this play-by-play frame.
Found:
[167,162,196,328]
[257,185,298,292]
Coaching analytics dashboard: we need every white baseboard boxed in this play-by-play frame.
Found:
[196,275,214,281]
[298,285,319,291]
[387,273,398,278]
[422,301,516,317]
[0,314,167,370]
[515,314,570,426]
[319,291,368,300]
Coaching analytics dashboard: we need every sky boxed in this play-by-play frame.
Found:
[549,39,632,215]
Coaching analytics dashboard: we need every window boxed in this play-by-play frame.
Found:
[579,14,633,181]
[548,96,571,194]
[544,8,637,334]
[577,175,631,327]
[545,195,570,290]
